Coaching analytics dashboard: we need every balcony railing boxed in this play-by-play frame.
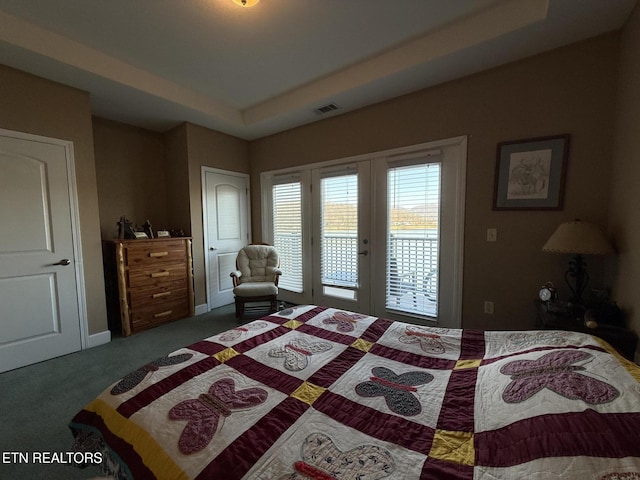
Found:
[387,232,439,317]
[275,231,439,316]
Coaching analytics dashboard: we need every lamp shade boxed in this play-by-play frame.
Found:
[542,220,614,255]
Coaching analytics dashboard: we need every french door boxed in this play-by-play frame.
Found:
[311,162,371,313]
[263,136,466,327]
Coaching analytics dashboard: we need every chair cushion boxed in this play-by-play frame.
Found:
[236,245,280,283]
[234,281,278,297]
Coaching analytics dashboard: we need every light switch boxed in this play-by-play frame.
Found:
[484,301,494,314]
[487,228,497,242]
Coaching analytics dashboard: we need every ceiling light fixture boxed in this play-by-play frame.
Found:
[232,0,259,7]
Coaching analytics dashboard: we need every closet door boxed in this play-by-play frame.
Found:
[0,130,83,372]
[202,168,250,310]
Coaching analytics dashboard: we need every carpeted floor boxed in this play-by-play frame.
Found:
[0,304,244,480]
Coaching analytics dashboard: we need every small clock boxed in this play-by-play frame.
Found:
[539,282,557,302]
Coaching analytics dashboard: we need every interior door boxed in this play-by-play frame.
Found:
[0,130,82,373]
[203,168,250,309]
[312,162,371,313]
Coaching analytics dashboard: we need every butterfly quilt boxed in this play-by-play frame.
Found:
[70,305,640,479]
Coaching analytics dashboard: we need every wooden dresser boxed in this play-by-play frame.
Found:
[106,238,194,336]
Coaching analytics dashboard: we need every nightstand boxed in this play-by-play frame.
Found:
[535,300,638,360]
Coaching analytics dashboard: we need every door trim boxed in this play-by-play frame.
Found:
[0,128,89,349]
[201,166,251,311]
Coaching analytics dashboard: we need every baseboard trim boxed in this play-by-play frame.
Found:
[195,303,209,316]
[86,329,111,349]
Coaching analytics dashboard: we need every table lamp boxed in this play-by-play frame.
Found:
[542,219,614,305]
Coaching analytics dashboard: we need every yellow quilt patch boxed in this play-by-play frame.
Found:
[291,381,326,405]
[86,399,188,479]
[351,338,374,353]
[283,319,303,330]
[429,429,475,466]
[454,359,481,370]
[213,347,240,363]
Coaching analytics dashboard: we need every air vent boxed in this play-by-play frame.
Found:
[314,103,340,115]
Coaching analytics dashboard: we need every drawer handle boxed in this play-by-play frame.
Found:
[149,251,169,258]
[151,271,170,278]
[152,291,172,298]
[154,310,173,318]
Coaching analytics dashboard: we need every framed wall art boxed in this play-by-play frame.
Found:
[493,134,570,210]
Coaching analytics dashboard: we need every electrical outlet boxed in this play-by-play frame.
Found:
[487,228,497,242]
[484,301,494,314]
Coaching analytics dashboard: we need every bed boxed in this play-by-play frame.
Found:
[70,305,640,479]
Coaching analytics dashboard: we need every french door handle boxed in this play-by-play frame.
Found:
[50,259,71,266]
[358,250,369,256]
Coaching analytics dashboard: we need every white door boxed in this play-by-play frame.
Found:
[202,168,250,309]
[370,143,465,328]
[311,162,371,313]
[0,131,82,373]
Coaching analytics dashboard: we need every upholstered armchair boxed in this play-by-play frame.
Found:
[230,244,282,319]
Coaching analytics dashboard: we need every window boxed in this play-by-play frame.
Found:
[320,171,358,298]
[386,162,440,317]
[272,177,303,293]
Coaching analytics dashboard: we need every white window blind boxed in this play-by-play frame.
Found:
[320,171,358,289]
[272,177,303,293]
[386,161,440,317]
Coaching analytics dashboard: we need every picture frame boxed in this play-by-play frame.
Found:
[493,134,570,210]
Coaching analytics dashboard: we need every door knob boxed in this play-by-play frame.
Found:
[358,250,369,256]
[209,247,218,251]
[52,259,71,266]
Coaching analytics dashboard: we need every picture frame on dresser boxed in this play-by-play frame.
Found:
[493,134,570,210]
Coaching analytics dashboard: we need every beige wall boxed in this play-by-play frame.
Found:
[184,123,250,308]
[93,117,168,239]
[164,124,191,235]
[609,4,640,333]
[1,29,629,337]
[96,121,250,310]
[250,34,619,330]
[0,65,107,335]
[159,122,250,308]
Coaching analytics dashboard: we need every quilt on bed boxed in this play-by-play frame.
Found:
[70,305,640,479]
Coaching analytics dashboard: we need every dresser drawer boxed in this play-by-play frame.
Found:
[125,240,187,267]
[130,298,190,332]
[127,263,188,287]
[129,281,188,310]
